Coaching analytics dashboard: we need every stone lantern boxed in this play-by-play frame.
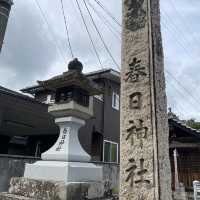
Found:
[24,59,102,185]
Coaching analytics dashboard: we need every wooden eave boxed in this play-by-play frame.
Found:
[169,118,200,139]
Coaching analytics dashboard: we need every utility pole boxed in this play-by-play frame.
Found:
[0,0,13,52]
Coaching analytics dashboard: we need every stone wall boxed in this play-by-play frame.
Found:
[101,163,119,194]
[0,155,119,195]
[0,155,39,192]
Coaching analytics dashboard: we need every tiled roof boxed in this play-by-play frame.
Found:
[21,68,120,94]
[0,86,29,98]
[169,117,200,138]
[85,68,120,77]
[0,86,44,105]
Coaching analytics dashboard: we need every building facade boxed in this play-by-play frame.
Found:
[0,0,13,52]
[168,115,200,191]
[0,86,58,156]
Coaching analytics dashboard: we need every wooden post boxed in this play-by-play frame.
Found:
[174,148,180,190]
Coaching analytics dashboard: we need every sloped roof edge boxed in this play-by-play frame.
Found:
[0,86,45,105]
[21,68,120,94]
[169,117,200,139]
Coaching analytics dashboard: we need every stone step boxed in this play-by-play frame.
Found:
[0,193,36,200]
[8,177,66,200]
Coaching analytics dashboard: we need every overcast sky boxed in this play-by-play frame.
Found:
[0,0,200,120]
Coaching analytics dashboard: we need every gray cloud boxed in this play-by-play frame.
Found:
[0,0,121,91]
[0,0,61,89]
[161,0,200,120]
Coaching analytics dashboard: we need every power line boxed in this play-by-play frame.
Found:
[167,82,200,119]
[90,0,200,103]
[166,75,200,119]
[166,80,198,119]
[167,0,200,47]
[59,0,74,58]
[92,1,197,64]
[166,70,200,110]
[82,0,120,70]
[161,23,200,106]
[161,21,194,60]
[92,0,121,27]
[86,0,200,118]
[160,21,200,117]
[74,0,103,69]
[34,0,67,67]
[161,10,194,55]
[87,0,121,35]
[90,0,196,62]
[85,0,121,40]
[161,22,200,103]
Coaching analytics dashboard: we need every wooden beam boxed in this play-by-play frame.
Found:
[170,141,200,148]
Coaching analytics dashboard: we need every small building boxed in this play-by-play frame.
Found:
[0,85,59,156]
[169,113,200,192]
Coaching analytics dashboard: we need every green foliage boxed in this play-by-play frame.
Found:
[112,187,119,194]
[186,118,200,130]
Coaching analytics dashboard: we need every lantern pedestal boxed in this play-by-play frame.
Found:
[24,161,102,183]
[24,116,102,183]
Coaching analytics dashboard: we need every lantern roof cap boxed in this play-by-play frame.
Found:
[68,58,83,73]
[37,59,101,95]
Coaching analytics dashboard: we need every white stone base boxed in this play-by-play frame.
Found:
[24,161,102,184]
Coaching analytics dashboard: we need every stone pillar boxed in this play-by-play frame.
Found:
[0,0,13,52]
[120,0,172,199]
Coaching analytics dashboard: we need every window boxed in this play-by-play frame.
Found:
[112,92,119,110]
[103,140,118,163]
[94,94,104,102]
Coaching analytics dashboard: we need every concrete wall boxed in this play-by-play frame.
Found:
[100,162,119,194]
[0,155,39,192]
[0,155,120,194]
